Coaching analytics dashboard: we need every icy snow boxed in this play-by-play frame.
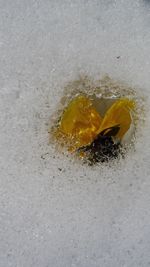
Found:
[0,0,150,266]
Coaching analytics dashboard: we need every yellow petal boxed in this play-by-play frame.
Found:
[97,98,135,139]
[59,95,102,148]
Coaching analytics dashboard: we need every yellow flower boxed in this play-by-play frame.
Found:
[57,95,135,150]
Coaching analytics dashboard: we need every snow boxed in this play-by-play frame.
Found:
[0,0,150,266]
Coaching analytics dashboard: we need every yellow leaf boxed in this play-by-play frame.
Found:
[97,98,135,139]
[59,95,102,148]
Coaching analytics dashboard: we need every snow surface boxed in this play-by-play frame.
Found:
[0,0,150,266]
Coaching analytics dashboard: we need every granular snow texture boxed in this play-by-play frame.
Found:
[0,0,150,266]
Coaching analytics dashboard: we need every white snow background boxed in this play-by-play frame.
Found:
[0,0,150,266]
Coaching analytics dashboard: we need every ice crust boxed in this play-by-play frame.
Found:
[0,0,150,266]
